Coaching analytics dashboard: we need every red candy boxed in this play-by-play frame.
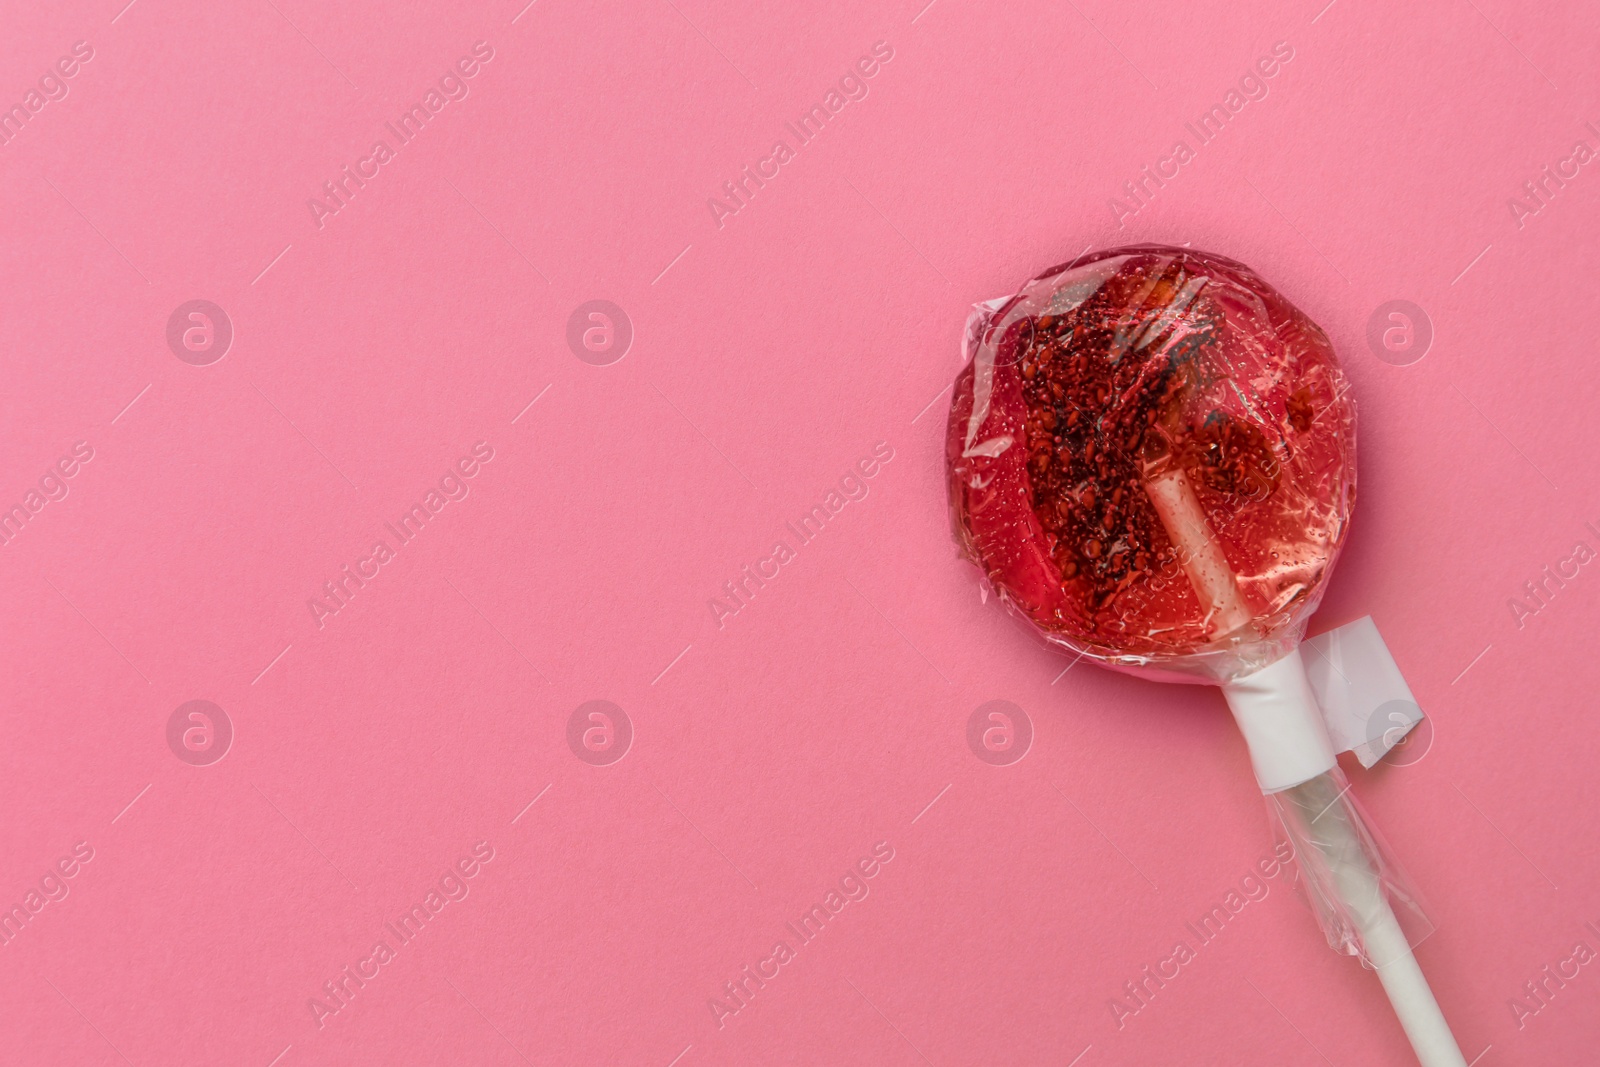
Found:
[947,246,1356,681]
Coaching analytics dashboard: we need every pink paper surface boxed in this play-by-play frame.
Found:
[2,1,1597,1064]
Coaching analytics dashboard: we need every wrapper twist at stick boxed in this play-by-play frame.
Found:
[946,245,1465,1067]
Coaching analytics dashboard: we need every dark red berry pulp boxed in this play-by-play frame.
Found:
[947,246,1355,677]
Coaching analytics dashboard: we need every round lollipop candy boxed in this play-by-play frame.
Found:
[947,245,1466,1067]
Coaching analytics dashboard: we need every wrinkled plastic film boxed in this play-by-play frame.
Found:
[1272,766,1433,966]
[946,246,1356,686]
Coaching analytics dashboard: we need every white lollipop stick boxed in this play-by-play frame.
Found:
[1142,467,1252,638]
[1279,769,1468,1067]
[1142,468,1467,1067]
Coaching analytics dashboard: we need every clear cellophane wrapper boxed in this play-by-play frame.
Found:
[945,246,1434,960]
[1272,766,1434,965]
[946,246,1355,685]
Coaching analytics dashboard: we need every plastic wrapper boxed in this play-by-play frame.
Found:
[945,245,1433,967]
[1274,767,1433,965]
[946,245,1356,685]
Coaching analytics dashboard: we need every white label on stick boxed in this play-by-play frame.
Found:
[1302,616,1424,768]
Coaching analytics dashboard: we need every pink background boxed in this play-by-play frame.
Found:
[2,0,1598,1063]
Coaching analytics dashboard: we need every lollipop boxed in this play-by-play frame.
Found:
[947,245,1466,1067]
